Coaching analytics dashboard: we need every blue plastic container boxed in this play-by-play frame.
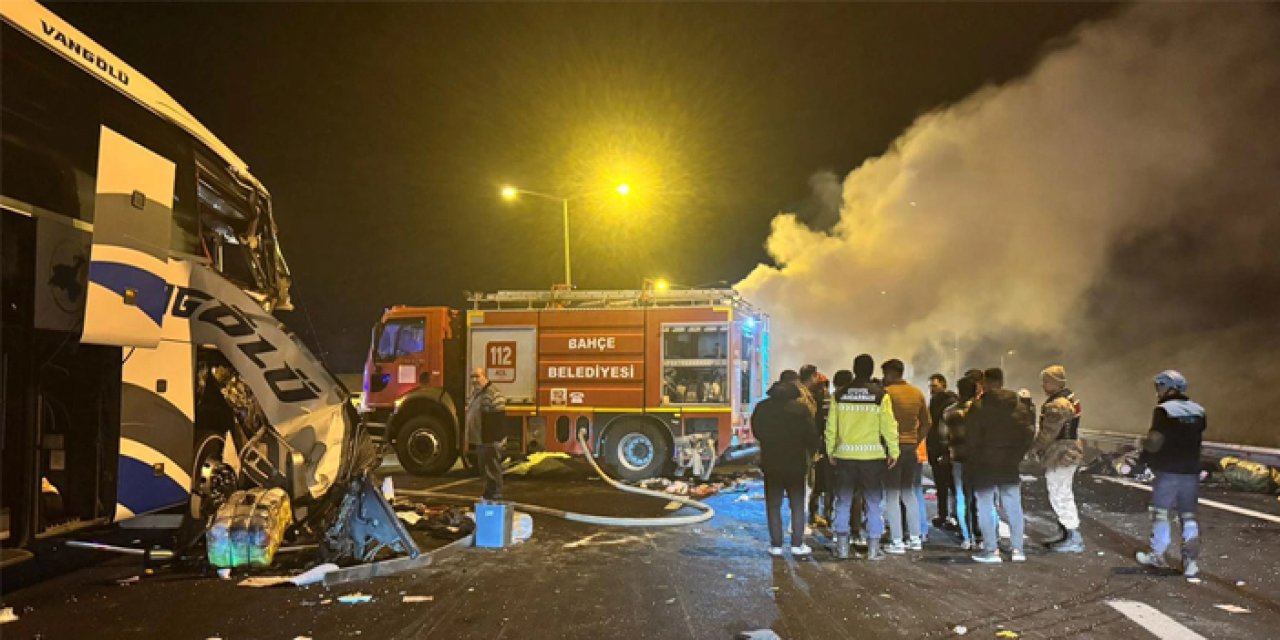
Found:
[474,501,513,548]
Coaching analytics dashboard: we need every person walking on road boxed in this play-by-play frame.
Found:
[826,355,899,561]
[1135,370,1207,579]
[927,374,960,532]
[1032,365,1086,553]
[880,359,932,554]
[752,373,822,557]
[466,368,509,501]
[966,368,1035,563]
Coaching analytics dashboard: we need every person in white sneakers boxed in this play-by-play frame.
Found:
[1135,370,1207,579]
[751,372,820,557]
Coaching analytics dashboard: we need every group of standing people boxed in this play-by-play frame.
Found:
[751,356,1207,577]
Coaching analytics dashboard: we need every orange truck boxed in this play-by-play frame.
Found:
[359,289,769,480]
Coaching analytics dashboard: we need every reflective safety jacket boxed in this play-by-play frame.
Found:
[825,380,900,461]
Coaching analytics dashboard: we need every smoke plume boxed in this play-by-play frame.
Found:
[738,4,1280,446]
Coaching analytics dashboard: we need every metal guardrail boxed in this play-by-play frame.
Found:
[1081,429,1280,468]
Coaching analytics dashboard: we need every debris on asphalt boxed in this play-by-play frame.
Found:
[237,563,338,588]
[995,631,1020,639]
[390,502,476,540]
[1,607,19,624]
[337,593,373,604]
[735,630,782,640]
[666,481,691,496]
[1235,580,1246,586]
[1187,577,1203,584]
[1214,604,1251,614]
[952,624,968,635]
[207,487,292,569]
[506,452,576,477]
[725,573,735,579]
[117,575,140,586]
[1218,457,1279,493]
[735,494,752,502]
[402,595,434,603]
[665,598,677,605]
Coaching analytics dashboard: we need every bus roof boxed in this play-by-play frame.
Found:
[1,0,268,195]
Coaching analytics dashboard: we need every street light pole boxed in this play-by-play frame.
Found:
[561,196,571,288]
[501,184,630,289]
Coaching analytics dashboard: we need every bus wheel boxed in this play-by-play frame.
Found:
[188,430,226,521]
[605,421,669,481]
[395,415,457,476]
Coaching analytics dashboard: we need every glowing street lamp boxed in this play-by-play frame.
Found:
[499,183,630,288]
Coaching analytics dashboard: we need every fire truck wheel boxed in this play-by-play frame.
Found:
[604,421,670,481]
[395,415,457,476]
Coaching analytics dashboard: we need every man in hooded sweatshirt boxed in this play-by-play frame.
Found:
[966,368,1035,563]
[752,373,821,557]
[826,355,899,560]
[1135,370,1207,579]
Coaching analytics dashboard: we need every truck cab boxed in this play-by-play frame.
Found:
[360,306,466,475]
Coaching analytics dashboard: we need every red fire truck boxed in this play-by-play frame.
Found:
[359,289,769,480]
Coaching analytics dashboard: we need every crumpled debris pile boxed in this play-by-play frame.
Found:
[633,472,760,499]
[391,501,476,540]
[1085,445,1152,481]
[1215,456,1280,494]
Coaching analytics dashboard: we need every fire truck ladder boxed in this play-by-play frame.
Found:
[467,288,763,316]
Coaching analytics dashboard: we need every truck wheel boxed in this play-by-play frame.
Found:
[604,421,670,481]
[395,415,457,476]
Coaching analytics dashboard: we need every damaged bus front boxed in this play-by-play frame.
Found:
[1,0,377,566]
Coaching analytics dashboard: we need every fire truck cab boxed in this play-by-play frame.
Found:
[360,289,769,480]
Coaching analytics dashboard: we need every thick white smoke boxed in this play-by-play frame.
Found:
[738,4,1280,445]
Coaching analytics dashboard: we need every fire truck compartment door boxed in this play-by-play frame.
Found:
[83,126,175,348]
[469,327,536,404]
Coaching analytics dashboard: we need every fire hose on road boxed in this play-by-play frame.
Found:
[395,429,717,527]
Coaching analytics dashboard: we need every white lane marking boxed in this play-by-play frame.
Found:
[1095,476,1280,525]
[1107,600,1206,640]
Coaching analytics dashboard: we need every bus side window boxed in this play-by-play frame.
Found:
[0,24,99,221]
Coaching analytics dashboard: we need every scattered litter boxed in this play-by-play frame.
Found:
[1187,577,1203,584]
[665,597,677,605]
[665,501,683,510]
[117,575,140,586]
[294,636,312,640]
[952,625,968,636]
[735,630,782,640]
[402,595,434,603]
[725,573,735,580]
[1235,580,1247,586]
[879,593,892,599]
[1,607,19,624]
[237,563,338,588]
[1219,555,1230,559]
[1097,551,1106,556]
[467,587,475,592]
[665,481,691,496]
[1019,475,1038,483]
[995,631,1020,639]
[769,586,780,592]
[337,593,373,604]
[396,511,423,526]
[1214,604,1251,614]
[735,495,752,502]
[1218,456,1279,493]
[381,476,395,500]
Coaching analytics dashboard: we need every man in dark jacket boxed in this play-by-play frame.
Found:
[965,368,1034,563]
[1135,370,1207,579]
[927,373,960,531]
[752,375,821,557]
[466,368,509,501]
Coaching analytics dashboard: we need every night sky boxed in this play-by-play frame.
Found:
[49,1,1117,372]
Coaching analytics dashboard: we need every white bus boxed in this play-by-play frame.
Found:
[1,0,362,563]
